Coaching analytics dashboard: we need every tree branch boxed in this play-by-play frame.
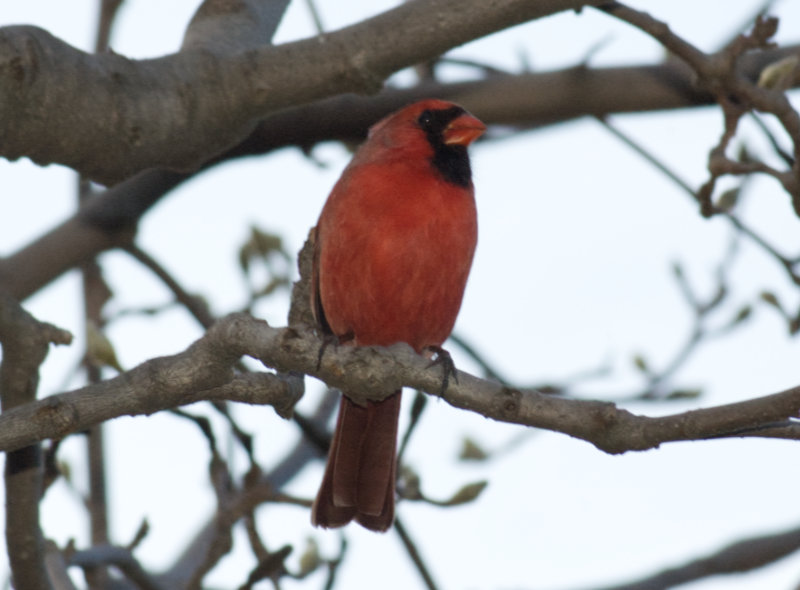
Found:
[0,0,595,184]
[595,523,800,590]
[0,294,72,590]
[2,40,799,304]
[44,541,78,590]
[181,0,291,54]
[598,2,800,213]
[1,313,799,457]
[159,391,338,588]
[70,544,168,590]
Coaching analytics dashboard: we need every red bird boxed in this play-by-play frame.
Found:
[310,99,485,531]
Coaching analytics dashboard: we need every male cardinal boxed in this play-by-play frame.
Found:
[310,99,485,531]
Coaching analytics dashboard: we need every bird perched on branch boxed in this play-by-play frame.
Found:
[310,99,485,531]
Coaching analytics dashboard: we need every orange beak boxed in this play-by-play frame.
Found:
[443,113,486,146]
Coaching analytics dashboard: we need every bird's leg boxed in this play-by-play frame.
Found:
[316,330,355,371]
[424,345,458,396]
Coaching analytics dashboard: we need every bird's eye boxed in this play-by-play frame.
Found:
[417,110,433,130]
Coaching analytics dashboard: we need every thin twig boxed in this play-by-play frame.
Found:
[397,391,427,465]
[447,332,507,383]
[123,243,216,329]
[303,0,325,34]
[94,0,125,53]
[78,174,113,589]
[393,517,440,590]
[70,544,168,590]
[598,2,800,212]
[596,115,800,286]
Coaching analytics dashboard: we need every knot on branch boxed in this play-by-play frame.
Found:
[494,387,522,420]
[0,26,46,92]
[34,396,80,439]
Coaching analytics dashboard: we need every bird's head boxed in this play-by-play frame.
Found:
[369,99,486,149]
[365,99,485,186]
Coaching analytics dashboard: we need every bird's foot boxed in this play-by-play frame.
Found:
[425,345,458,396]
[316,330,354,371]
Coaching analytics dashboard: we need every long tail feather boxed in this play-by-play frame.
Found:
[311,391,401,532]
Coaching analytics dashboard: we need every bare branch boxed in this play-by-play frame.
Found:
[70,544,168,590]
[595,523,800,590]
[394,518,440,590]
[160,391,338,588]
[0,0,595,184]
[44,541,78,590]
[182,0,291,54]
[0,294,72,590]
[94,0,124,53]
[3,38,799,305]
[598,2,800,213]
[1,314,800,457]
[0,169,184,302]
[123,243,216,329]
[0,316,303,453]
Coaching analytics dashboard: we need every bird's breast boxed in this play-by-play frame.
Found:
[317,160,477,352]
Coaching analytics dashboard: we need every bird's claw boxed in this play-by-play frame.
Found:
[316,330,354,371]
[425,345,458,396]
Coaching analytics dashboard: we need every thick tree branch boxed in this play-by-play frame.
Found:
[0,313,799,456]
[0,0,595,184]
[2,42,799,303]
